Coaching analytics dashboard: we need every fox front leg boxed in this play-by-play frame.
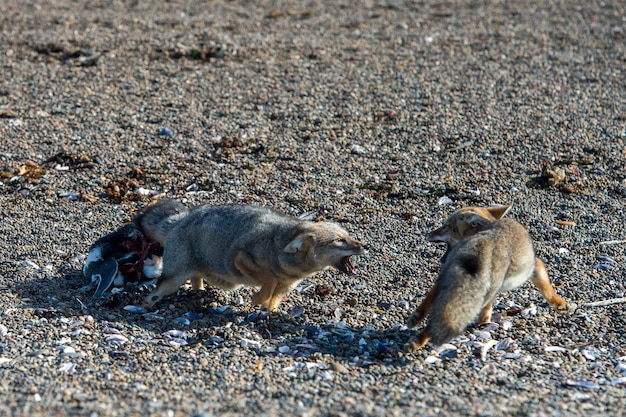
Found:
[266,280,300,312]
[233,251,278,310]
[407,281,440,328]
[143,270,198,308]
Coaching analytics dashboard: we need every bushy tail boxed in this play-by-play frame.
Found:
[133,199,189,245]
[426,283,488,346]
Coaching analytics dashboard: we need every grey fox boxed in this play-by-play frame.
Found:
[140,202,366,311]
[406,205,573,352]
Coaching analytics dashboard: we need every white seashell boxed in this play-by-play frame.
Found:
[569,392,592,401]
[521,304,537,316]
[616,364,626,374]
[437,196,453,205]
[581,348,599,361]
[295,283,314,293]
[545,346,567,352]
[135,187,158,196]
[559,248,570,255]
[334,308,345,321]
[103,327,121,334]
[105,334,129,344]
[436,344,457,354]
[565,379,600,390]
[278,346,291,353]
[20,260,40,270]
[57,346,76,354]
[123,305,148,314]
[496,338,514,351]
[58,363,76,374]
[164,330,189,338]
[350,144,367,155]
[167,338,188,348]
[480,340,498,360]
[501,320,513,331]
[500,352,522,360]
[398,300,410,310]
[239,338,261,348]
[321,371,334,381]
[597,256,617,264]
[298,210,318,221]
[0,357,12,365]
[425,356,441,364]
[475,331,491,340]
[481,323,499,332]
[0,325,7,337]
[59,192,79,201]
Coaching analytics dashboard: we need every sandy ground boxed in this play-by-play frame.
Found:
[0,0,625,416]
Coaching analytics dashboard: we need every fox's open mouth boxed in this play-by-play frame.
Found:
[337,256,357,275]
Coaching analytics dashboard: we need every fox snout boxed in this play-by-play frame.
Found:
[331,237,366,275]
[426,226,449,244]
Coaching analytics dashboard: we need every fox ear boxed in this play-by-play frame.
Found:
[284,233,314,254]
[486,204,511,220]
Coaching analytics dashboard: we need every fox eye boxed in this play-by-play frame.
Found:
[333,238,346,244]
[470,221,479,227]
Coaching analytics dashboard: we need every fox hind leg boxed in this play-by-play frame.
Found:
[406,329,430,353]
[477,302,494,324]
[407,281,440,328]
[531,259,574,314]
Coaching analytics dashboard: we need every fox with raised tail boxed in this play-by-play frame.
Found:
[406,205,574,352]
[138,201,366,311]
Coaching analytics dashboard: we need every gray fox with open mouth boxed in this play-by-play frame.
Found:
[137,200,366,311]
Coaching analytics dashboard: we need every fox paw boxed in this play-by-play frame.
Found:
[405,334,429,353]
[556,302,577,315]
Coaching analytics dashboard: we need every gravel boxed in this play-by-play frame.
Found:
[1,0,625,416]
